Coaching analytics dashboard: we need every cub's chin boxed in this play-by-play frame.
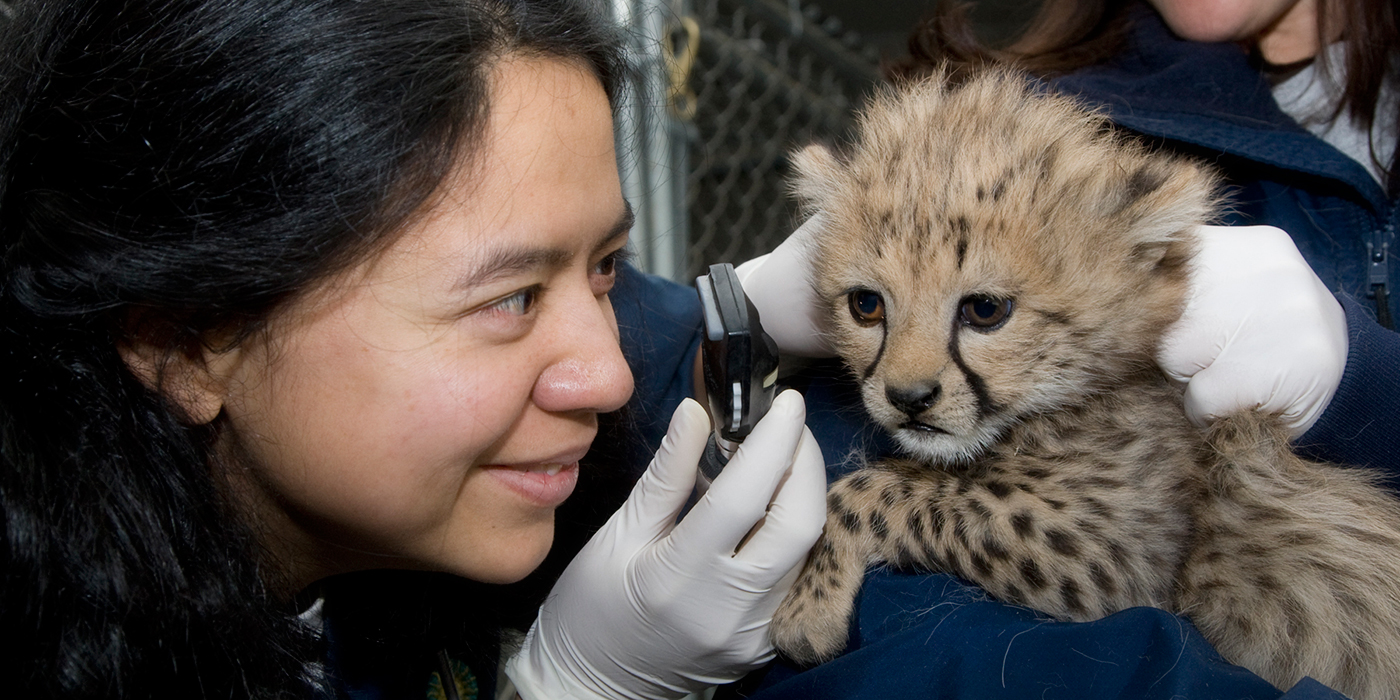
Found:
[887,418,1009,467]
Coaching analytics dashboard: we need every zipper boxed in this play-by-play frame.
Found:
[1369,204,1396,329]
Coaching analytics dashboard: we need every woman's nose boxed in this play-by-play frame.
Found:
[532,291,634,414]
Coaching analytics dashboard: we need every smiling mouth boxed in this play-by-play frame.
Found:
[900,421,949,435]
[519,463,568,476]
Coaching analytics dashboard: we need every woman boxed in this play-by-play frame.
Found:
[731,0,1400,697]
[0,1,825,698]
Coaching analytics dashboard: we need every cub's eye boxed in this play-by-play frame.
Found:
[959,295,1013,329]
[848,289,885,326]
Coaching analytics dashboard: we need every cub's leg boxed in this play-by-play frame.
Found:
[772,455,1187,664]
[1179,413,1400,700]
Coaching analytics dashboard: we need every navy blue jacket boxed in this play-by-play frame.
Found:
[1051,7,1400,481]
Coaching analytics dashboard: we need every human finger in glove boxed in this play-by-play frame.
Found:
[742,218,1349,437]
[505,390,827,700]
[1158,224,1348,436]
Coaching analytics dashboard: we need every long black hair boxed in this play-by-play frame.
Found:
[0,0,627,696]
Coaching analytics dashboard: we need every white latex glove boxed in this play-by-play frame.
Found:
[1158,224,1348,437]
[736,215,836,357]
[504,391,826,700]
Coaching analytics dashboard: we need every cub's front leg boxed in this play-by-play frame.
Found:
[772,463,950,664]
[772,456,1184,664]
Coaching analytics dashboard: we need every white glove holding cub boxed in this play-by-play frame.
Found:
[735,214,835,358]
[505,391,826,700]
[1159,224,1348,437]
[740,219,1348,437]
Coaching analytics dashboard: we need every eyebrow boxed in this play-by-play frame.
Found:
[455,202,635,291]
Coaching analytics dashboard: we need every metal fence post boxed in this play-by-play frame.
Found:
[611,0,691,282]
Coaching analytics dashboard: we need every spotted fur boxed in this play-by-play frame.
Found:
[770,68,1400,700]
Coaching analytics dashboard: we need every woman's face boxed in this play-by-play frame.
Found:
[1147,0,1327,63]
[212,56,634,587]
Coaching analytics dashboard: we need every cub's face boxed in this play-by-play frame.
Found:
[793,71,1215,464]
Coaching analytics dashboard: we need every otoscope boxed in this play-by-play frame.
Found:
[693,263,781,493]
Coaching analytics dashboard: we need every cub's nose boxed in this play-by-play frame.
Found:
[885,383,940,417]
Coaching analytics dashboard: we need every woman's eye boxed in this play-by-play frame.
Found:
[848,289,885,326]
[487,287,539,317]
[590,248,632,294]
[959,295,1013,329]
[593,252,618,278]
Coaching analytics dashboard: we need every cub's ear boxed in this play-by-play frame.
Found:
[788,143,845,212]
[1107,157,1219,269]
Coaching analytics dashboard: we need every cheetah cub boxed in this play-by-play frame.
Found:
[769,68,1400,699]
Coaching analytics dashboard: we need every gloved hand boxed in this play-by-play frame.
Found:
[736,215,836,357]
[1158,224,1349,437]
[504,391,827,700]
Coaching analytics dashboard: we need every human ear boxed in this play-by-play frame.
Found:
[118,331,243,426]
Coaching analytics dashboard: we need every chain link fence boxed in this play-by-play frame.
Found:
[612,0,883,282]
[673,0,882,280]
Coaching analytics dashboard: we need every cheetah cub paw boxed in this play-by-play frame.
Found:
[770,538,860,664]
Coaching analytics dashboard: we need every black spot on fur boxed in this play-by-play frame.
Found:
[976,185,986,201]
[1107,542,1130,568]
[967,499,993,521]
[1011,512,1035,539]
[920,541,947,570]
[929,505,946,534]
[1020,558,1047,590]
[1060,578,1086,615]
[1037,144,1060,183]
[955,234,968,269]
[1281,595,1312,641]
[868,511,890,540]
[1089,562,1117,596]
[1044,498,1067,511]
[983,537,1010,561]
[832,498,861,533]
[1227,613,1255,638]
[892,543,917,567]
[1023,467,1049,480]
[1080,497,1113,518]
[1338,524,1400,548]
[968,551,992,578]
[984,481,1013,499]
[880,487,899,507]
[1125,164,1167,203]
[950,215,971,234]
[907,510,926,539]
[847,473,873,492]
[1046,529,1080,557]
